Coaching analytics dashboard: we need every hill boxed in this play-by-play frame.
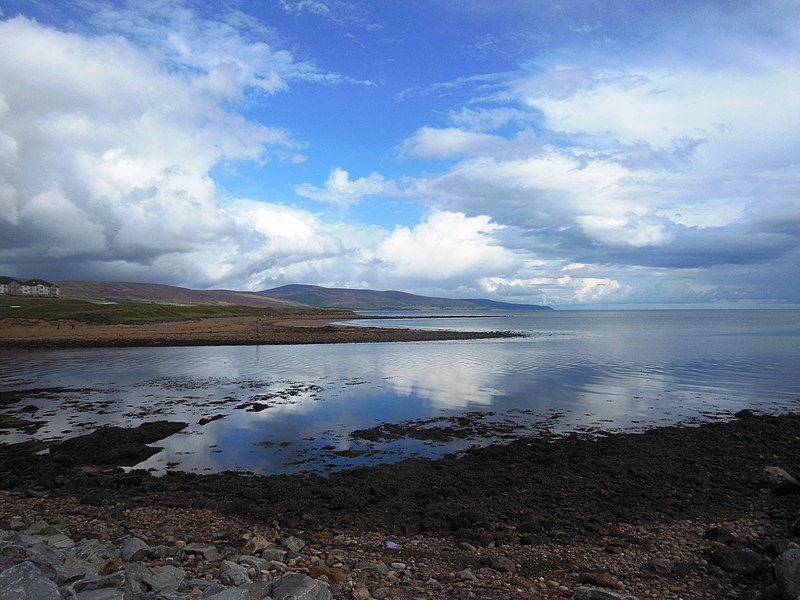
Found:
[258,284,552,311]
[56,280,302,309]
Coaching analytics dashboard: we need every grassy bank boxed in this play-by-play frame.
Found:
[0,297,351,325]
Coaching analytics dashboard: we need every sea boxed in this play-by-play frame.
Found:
[2,309,799,476]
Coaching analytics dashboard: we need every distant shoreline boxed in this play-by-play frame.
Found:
[0,314,524,349]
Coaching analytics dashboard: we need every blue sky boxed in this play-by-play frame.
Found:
[0,0,798,307]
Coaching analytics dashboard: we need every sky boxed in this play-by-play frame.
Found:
[1,0,799,308]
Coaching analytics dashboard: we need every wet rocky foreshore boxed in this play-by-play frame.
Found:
[1,411,800,599]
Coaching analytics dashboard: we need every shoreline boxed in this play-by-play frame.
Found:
[1,412,799,598]
[0,314,524,349]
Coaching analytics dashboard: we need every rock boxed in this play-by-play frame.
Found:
[281,535,306,552]
[310,566,348,583]
[791,516,800,536]
[242,534,273,555]
[708,544,763,575]
[459,569,478,581]
[485,556,515,573]
[763,466,800,495]
[775,548,800,599]
[0,561,62,600]
[238,555,269,572]
[650,558,672,576]
[574,587,639,600]
[261,547,288,561]
[605,545,624,555]
[372,588,393,600]
[45,533,74,549]
[120,537,150,562]
[355,560,389,576]
[520,533,547,546]
[579,573,622,589]
[184,542,222,562]
[219,560,252,586]
[352,586,371,600]
[271,572,333,600]
[389,561,406,571]
[457,541,477,552]
[205,589,250,600]
[141,564,186,593]
[704,526,737,544]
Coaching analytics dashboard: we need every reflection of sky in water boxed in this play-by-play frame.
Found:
[2,310,800,475]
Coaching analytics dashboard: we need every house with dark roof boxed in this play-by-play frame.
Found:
[0,276,60,297]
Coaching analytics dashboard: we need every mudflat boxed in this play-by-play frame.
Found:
[0,314,522,348]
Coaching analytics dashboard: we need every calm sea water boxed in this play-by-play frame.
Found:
[2,309,799,475]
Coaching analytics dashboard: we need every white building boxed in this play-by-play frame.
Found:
[0,276,60,297]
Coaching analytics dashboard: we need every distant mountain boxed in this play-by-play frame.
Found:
[258,284,552,311]
[56,280,304,309]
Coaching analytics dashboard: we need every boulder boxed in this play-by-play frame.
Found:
[120,537,150,562]
[0,561,61,600]
[775,548,800,600]
[763,466,800,495]
[708,544,763,575]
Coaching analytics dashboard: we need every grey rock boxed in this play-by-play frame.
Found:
[121,537,151,562]
[708,544,763,575]
[355,560,390,576]
[261,548,287,561]
[204,589,250,600]
[219,560,252,586]
[68,538,120,567]
[46,533,75,549]
[141,564,186,593]
[281,535,306,553]
[650,558,672,576]
[775,548,800,600]
[574,587,639,599]
[271,572,333,600]
[0,561,61,600]
[74,589,125,600]
[70,571,125,593]
[458,569,478,581]
[184,542,222,562]
[238,555,269,572]
[372,588,393,600]
[764,466,800,495]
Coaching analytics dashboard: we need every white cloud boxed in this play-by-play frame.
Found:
[377,211,518,281]
[294,168,396,206]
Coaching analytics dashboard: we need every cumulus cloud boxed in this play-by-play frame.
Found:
[294,168,396,206]
[376,211,518,281]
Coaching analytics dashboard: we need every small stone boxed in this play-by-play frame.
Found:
[46,533,75,549]
[487,556,515,573]
[352,586,371,600]
[372,588,393,600]
[650,558,672,576]
[579,573,622,589]
[281,535,306,552]
[389,562,406,571]
[261,548,288,562]
[573,587,640,600]
[310,566,348,583]
[457,541,477,552]
[605,545,624,555]
[355,561,389,576]
[183,542,221,562]
[271,572,333,600]
[459,569,478,581]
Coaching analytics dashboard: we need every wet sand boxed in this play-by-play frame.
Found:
[0,314,523,348]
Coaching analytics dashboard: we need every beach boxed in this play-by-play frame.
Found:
[0,314,522,348]
[1,315,799,598]
[2,409,799,599]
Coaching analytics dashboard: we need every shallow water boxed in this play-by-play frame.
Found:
[2,309,799,475]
